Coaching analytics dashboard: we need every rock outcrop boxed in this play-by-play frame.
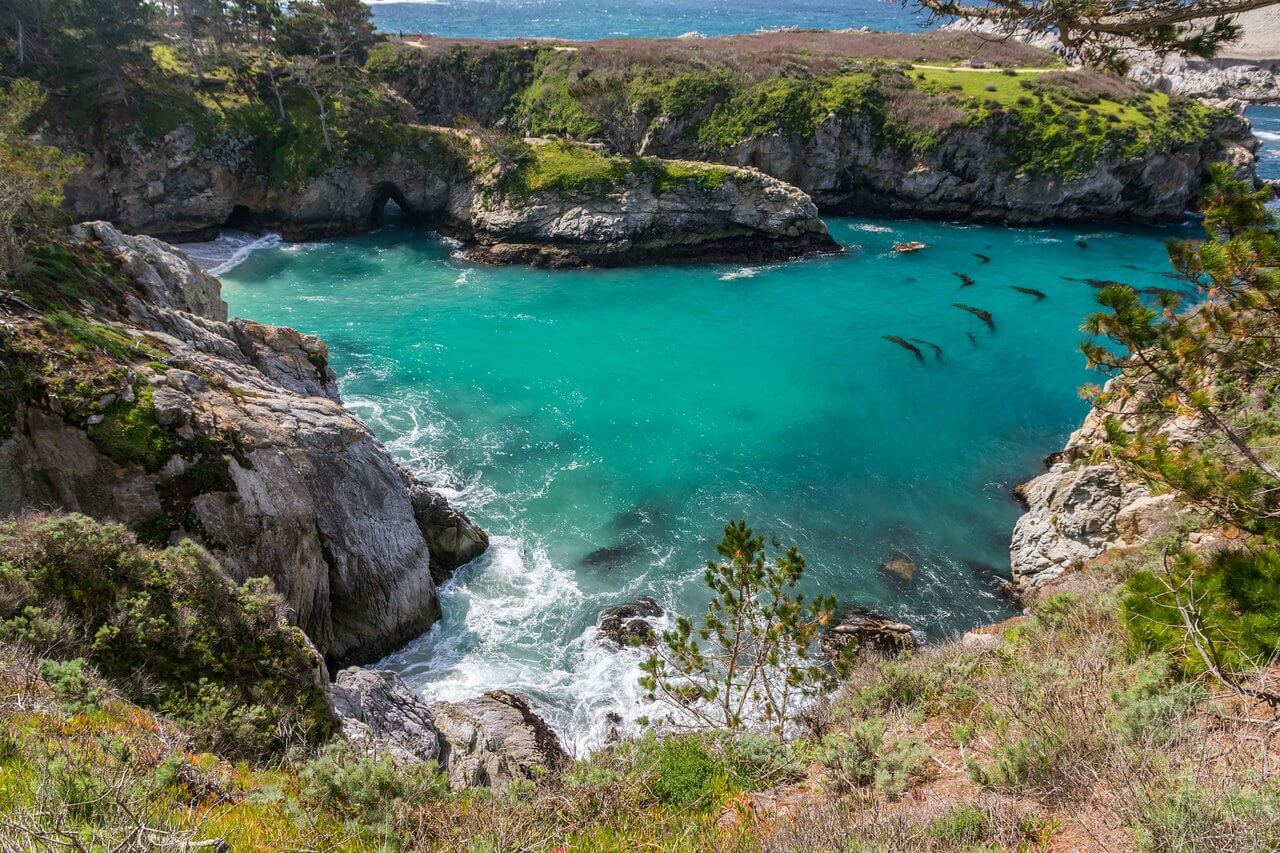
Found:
[820,609,919,659]
[1128,56,1280,104]
[408,483,490,584]
[1010,397,1185,590]
[641,109,1257,225]
[61,125,837,267]
[596,596,664,647]
[330,667,441,764]
[374,35,1259,227]
[455,161,838,268]
[431,690,571,790]
[0,223,487,667]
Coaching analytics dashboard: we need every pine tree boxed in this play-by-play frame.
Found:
[639,520,845,733]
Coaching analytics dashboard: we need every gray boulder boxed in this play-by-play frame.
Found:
[430,691,570,790]
[408,482,490,584]
[330,667,440,765]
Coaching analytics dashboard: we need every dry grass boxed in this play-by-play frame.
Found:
[1033,70,1148,102]
[398,30,1056,80]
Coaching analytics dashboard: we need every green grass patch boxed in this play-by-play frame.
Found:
[501,140,731,198]
[87,385,176,473]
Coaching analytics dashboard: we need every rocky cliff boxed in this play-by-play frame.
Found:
[60,121,836,266]
[373,33,1259,225]
[0,222,487,667]
[1009,379,1188,590]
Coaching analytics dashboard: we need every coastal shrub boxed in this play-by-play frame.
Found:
[815,720,883,791]
[875,735,930,798]
[926,802,990,845]
[816,721,930,797]
[38,657,102,714]
[1131,782,1280,852]
[644,735,725,809]
[0,513,334,756]
[300,741,447,823]
[722,731,803,789]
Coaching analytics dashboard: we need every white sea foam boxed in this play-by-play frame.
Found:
[850,222,894,233]
[1255,130,1280,143]
[719,267,760,281]
[176,231,282,275]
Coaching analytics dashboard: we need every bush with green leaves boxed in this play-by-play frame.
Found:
[0,513,334,756]
[1131,781,1280,852]
[644,735,725,809]
[816,719,931,798]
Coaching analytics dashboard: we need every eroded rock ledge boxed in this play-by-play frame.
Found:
[0,222,487,667]
[65,127,838,268]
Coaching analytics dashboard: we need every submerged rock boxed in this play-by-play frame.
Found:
[820,609,918,660]
[330,667,440,765]
[596,596,664,647]
[878,555,917,584]
[431,691,570,790]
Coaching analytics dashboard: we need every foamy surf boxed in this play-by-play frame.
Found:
[177,231,282,275]
[719,267,761,281]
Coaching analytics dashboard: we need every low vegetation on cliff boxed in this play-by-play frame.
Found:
[372,31,1225,180]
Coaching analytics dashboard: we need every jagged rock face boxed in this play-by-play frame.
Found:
[330,667,441,765]
[820,609,918,660]
[0,223,488,666]
[408,483,490,585]
[642,110,1257,225]
[63,127,467,242]
[60,127,836,265]
[1128,56,1280,104]
[431,690,571,790]
[1009,397,1184,589]
[457,167,839,268]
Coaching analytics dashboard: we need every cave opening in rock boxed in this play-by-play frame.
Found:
[223,204,257,231]
[370,183,412,226]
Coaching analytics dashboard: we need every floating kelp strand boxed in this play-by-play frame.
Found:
[953,303,994,329]
[883,335,924,360]
[909,338,943,359]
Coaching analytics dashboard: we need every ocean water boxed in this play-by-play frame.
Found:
[218,215,1193,751]
[367,0,926,40]
[1251,105,1280,183]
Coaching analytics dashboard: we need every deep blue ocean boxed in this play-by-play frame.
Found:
[367,0,926,40]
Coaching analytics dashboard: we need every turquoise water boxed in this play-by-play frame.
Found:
[367,0,925,39]
[1250,105,1280,183]
[219,216,1191,749]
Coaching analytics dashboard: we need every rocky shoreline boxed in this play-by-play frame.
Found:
[0,222,488,668]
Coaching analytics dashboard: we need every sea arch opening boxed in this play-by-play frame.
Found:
[369,182,413,226]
